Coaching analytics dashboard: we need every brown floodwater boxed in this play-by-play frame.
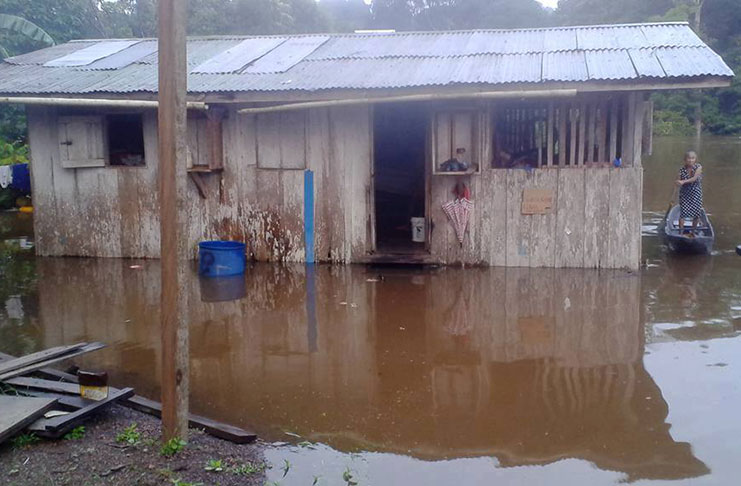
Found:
[1,136,741,485]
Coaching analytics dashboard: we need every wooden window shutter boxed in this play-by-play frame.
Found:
[58,116,106,168]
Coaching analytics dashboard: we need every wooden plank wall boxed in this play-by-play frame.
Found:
[27,105,372,263]
[27,93,642,269]
[429,166,642,269]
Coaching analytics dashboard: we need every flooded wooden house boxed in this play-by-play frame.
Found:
[0,22,733,268]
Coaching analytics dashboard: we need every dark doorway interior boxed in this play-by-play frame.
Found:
[374,104,427,253]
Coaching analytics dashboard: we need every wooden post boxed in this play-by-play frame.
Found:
[158,0,189,441]
[597,101,607,163]
[609,98,618,163]
[558,103,567,166]
[577,102,586,166]
[569,105,577,166]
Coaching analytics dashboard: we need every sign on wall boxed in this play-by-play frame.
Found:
[521,188,555,215]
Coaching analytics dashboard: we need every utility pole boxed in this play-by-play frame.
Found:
[158,0,189,440]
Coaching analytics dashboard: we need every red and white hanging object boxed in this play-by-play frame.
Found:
[442,182,473,245]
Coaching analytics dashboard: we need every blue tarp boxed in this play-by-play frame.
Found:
[10,163,30,194]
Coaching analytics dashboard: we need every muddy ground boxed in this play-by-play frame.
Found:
[0,404,266,486]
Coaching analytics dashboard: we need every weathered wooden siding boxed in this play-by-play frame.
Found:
[28,105,373,262]
[28,94,642,269]
[429,166,643,269]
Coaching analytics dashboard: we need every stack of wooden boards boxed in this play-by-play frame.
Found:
[0,343,256,445]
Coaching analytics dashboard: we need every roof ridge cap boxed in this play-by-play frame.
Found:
[62,22,693,43]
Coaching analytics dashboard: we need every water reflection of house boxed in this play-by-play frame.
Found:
[35,260,707,481]
[1,24,733,268]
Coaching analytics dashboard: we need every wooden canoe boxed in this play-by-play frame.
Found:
[663,205,714,255]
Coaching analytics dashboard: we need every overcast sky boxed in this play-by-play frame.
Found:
[537,0,559,8]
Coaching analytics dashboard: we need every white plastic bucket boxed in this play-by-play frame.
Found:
[411,217,425,242]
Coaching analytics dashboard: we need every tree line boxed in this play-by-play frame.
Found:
[0,0,740,136]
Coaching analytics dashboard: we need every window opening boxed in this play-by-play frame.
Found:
[107,114,145,167]
[491,97,626,169]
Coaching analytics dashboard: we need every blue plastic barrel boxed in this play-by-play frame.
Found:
[198,241,246,277]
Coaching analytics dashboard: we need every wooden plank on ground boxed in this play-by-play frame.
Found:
[124,395,257,444]
[0,353,257,444]
[0,396,58,445]
[0,343,88,375]
[4,376,81,395]
[14,389,91,411]
[0,342,106,381]
[27,387,135,438]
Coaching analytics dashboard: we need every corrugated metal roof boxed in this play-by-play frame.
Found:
[43,40,140,67]
[192,37,286,73]
[0,22,732,96]
[243,36,329,74]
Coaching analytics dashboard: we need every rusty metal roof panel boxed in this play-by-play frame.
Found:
[585,50,636,80]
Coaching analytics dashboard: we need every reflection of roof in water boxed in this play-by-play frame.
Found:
[28,259,709,482]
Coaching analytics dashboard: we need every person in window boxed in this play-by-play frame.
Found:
[440,147,469,172]
[675,150,704,236]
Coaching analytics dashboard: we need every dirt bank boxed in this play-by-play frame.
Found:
[0,403,266,486]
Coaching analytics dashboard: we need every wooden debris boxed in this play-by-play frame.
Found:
[0,395,57,445]
[27,387,134,439]
[0,352,258,444]
[0,342,106,381]
[5,376,81,395]
[0,343,87,376]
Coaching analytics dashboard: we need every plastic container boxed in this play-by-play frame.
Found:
[198,240,246,277]
[411,217,425,243]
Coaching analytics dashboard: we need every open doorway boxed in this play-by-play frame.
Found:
[373,104,427,254]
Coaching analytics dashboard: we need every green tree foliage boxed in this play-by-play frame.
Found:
[371,0,550,31]
[555,0,674,25]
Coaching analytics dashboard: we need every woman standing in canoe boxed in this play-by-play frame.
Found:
[676,150,704,235]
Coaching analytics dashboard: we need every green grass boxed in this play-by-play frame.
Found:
[231,461,267,476]
[204,459,224,472]
[160,437,186,457]
[63,426,85,440]
[115,423,141,445]
[11,433,39,448]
